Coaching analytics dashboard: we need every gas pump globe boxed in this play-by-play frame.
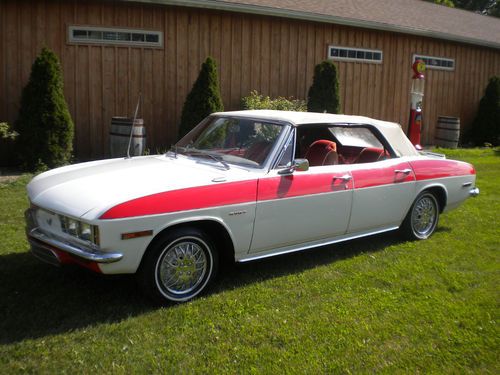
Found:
[408,59,426,148]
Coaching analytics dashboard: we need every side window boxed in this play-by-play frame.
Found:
[329,126,391,164]
[296,126,338,167]
[276,132,294,168]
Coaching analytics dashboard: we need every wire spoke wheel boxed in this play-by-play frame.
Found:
[159,240,208,295]
[411,196,437,236]
[405,192,439,240]
[140,228,218,304]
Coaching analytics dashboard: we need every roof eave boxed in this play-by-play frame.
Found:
[120,0,500,50]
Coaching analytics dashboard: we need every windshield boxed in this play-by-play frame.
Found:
[175,116,285,168]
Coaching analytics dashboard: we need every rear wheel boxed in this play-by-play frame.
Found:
[401,191,439,240]
[138,227,218,303]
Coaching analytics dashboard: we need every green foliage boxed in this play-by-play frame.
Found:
[15,47,74,171]
[424,0,500,16]
[464,76,500,146]
[426,0,455,7]
[241,90,307,111]
[0,122,18,140]
[307,61,341,114]
[178,57,224,139]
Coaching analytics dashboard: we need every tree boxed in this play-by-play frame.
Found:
[465,76,500,146]
[424,0,500,16]
[16,47,74,170]
[178,57,224,138]
[307,61,341,114]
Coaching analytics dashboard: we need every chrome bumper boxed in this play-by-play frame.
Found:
[469,187,480,197]
[27,228,123,264]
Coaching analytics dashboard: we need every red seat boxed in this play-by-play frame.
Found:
[354,147,389,163]
[304,140,338,166]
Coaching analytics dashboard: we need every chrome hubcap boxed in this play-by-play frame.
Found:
[412,196,436,236]
[159,241,207,295]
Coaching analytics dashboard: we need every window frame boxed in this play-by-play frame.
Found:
[68,25,164,48]
[328,45,383,64]
[412,54,455,71]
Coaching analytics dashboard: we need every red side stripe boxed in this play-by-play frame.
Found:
[258,173,351,201]
[410,159,475,181]
[351,163,415,189]
[100,180,258,219]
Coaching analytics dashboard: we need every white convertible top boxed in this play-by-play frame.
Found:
[217,110,419,157]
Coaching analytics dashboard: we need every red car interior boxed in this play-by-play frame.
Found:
[304,140,338,166]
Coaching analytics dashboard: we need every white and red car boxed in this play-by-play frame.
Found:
[25,110,479,303]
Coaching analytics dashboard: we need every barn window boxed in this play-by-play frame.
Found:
[413,55,455,71]
[68,26,163,48]
[328,46,383,63]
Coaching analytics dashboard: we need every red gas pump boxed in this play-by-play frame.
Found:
[408,60,426,148]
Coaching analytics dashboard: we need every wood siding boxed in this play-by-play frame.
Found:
[1,0,499,160]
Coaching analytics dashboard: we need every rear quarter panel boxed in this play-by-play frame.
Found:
[409,158,476,212]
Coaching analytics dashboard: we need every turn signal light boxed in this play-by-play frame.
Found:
[121,230,153,240]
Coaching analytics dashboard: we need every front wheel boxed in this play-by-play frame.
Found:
[401,191,439,240]
[138,227,218,304]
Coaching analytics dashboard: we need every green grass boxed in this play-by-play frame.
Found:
[0,149,498,374]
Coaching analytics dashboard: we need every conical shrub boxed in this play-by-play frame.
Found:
[178,57,224,138]
[16,47,74,170]
[307,61,340,114]
[465,76,500,146]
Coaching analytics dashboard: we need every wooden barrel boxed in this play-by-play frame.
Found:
[109,117,146,157]
[435,116,460,148]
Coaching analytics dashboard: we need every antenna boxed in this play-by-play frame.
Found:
[126,92,142,159]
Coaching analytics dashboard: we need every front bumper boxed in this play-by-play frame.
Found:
[27,227,123,264]
[25,209,123,267]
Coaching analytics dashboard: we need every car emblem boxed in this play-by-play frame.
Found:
[46,218,53,226]
[229,210,247,216]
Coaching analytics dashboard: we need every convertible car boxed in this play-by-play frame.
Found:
[25,110,479,303]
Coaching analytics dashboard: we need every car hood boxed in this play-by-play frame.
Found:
[27,155,254,220]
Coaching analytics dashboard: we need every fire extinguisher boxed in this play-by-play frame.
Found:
[408,59,426,149]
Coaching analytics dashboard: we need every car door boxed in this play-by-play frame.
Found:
[249,164,354,254]
[347,158,416,233]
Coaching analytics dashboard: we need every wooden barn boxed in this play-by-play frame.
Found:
[1,0,499,161]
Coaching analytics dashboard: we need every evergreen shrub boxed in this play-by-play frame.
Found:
[307,61,340,114]
[464,76,500,146]
[16,47,74,170]
[178,57,224,138]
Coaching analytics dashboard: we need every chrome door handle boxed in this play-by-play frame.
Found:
[394,169,412,174]
[334,174,352,182]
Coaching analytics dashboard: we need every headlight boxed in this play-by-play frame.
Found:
[78,222,92,242]
[64,217,79,236]
[60,215,99,245]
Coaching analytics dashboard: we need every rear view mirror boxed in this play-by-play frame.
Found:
[278,158,309,175]
[293,158,309,171]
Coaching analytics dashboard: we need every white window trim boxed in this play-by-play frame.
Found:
[412,54,455,71]
[68,25,163,48]
[328,45,383,64]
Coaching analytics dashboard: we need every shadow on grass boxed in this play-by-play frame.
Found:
[0,231,405,345]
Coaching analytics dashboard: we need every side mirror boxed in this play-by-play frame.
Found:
[278,158,309,175]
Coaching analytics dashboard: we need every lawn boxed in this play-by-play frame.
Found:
[0,149,498,374]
